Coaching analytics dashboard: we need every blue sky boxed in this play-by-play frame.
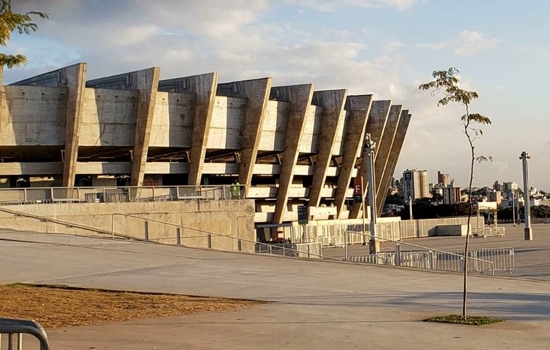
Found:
[5,0,550,190]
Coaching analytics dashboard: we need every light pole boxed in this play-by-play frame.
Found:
[363,133,379,254]
[520,151,533,240]
[512,189,516,227]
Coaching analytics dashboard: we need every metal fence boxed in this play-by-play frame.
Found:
[473,226,506,238]
[292,217,486,248]
[348,246,514,275]
[0,185,246,205]
[255,242,323,258]
[0,318,50,350]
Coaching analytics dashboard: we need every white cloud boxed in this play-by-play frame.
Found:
[416,30,500,56]
[454,30,500,56]
[287,0,422,12]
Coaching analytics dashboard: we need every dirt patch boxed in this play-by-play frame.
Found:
[0,284,257,329]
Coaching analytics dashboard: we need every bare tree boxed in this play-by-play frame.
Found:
[419,68,491,319]
[0,0,48,68]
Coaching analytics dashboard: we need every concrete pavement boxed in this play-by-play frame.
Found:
[2,229,550,349]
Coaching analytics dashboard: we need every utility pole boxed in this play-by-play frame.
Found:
[409,196,413,221]
[364,133,379,254]
[520,151,533,240]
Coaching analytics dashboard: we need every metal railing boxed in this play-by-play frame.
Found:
[0,185,246,205]
[473,226,506,237]
[0,318,49,350]
[473,247,514,274]
[342,231,511,275]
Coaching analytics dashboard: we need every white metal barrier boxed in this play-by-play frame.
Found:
[348,246,514,275]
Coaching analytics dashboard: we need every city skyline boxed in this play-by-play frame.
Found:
[4,1,550,190]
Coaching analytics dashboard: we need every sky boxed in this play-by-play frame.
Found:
[4,0,550,190]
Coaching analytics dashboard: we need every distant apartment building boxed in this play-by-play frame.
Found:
[503,182,519,192]
[493,181,502,192]
[443,186,462,205]
[437,171,450,186]
[402,169,430,200]
[488,190,502,205]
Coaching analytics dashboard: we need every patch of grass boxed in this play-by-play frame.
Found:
[424,314,504,326]
[0,283,258,329]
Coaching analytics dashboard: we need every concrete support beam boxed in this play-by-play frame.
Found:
[11,63,88,187]
[377,111,412,216]
[333,95,373,218]
[62,64,87,187]
[349,100,391,219]
[270,84,314,224]
[0,162,62,176]
[374,106,403,215]
[217,78,272,195]
[158,73,219,186]
[86,67,161,186]
[308,89,348,207]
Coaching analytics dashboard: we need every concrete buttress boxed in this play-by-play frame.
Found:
[270,84,314,224]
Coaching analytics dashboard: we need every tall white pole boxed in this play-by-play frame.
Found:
[364,133,379,254]
[409,196,413,220]
[512,189,516,227]
[520,151,533,240]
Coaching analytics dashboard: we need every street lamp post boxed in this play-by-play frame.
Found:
[520,151,533,240]
[363,133,379,254]
[512,189,516,227]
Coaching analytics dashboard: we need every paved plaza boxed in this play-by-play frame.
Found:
[1,226,550,349]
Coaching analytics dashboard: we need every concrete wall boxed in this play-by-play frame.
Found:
[400,216,485,239]
[0,200,256,253]
[298,105,324,154]
[149,92,194,148]
[2,86,67,145]
[430,224,469,237]
[207,96,247,149]
[80,88,138,146]
[258,100,290,152]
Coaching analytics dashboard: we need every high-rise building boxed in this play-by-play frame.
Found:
[443,186,461,205]
[503,182,518,192]
[437,171,450,186]
[402,169,430,200]
[493,181,502,192]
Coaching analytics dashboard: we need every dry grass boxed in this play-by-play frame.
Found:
[0,284,257,329]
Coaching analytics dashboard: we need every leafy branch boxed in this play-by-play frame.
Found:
[0,0,48,68]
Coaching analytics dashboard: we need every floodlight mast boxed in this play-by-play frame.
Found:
[364,133,379,253]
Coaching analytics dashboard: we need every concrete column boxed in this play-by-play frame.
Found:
[158,73,219,187]
[377,111,412,216]
[270,84,315,224]
[62,64,87,187]
[10,63,88,187]
[217,78,272,196]
[131,68,161,186]
[374,105,403,212]
[333,95,373,218]
[86,67,161,186]
[349,100,391,219]
[308,89,348,207]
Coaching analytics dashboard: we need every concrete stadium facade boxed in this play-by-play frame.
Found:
[0,63,412,224]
